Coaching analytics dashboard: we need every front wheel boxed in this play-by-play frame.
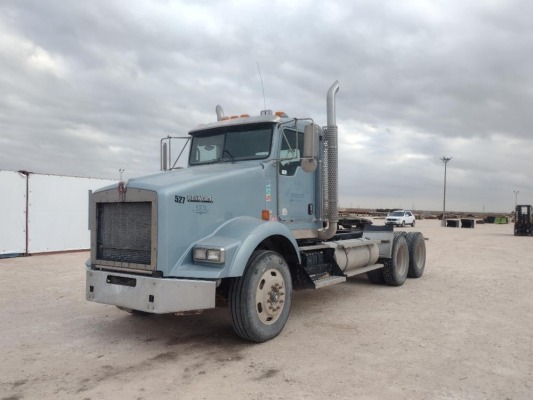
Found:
[229,250,292,343]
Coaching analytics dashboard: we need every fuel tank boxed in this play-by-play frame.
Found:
[324,239,380,273]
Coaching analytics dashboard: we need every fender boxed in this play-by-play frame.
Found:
[191,216,300,278]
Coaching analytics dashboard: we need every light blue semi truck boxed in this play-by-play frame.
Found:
[86,81,426,342]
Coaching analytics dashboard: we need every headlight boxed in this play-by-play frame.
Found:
[193,246,225,264]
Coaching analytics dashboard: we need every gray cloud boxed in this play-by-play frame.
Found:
[1,0,532,211]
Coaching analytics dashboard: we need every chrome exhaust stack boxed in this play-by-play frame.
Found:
[318,81,340,240]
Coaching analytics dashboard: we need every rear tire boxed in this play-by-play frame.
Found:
[229,250,292,343]
[411,219,416,227]
[367,268,385,284]
[383,232,409,286]
[405,232,426,278]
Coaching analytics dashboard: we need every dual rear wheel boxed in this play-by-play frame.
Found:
[366,231,426,285]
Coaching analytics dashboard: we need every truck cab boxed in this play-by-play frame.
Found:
[186,114,321,235]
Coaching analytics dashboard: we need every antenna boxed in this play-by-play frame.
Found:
[257,61,266,110]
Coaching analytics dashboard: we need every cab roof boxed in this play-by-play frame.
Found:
[188,114,286,135]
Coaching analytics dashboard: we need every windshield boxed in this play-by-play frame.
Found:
[389,211,404,217]
[189,123,273,165]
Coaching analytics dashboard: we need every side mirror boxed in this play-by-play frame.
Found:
[301,124,318,172]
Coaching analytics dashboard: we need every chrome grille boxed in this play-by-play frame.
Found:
[96,202,152,265]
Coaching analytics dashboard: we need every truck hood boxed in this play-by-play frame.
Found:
[123,162,263,196]
[105,162,269,276]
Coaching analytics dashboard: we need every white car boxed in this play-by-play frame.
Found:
[385,210,416,227]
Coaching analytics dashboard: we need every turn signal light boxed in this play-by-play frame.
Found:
[261,210,271,221]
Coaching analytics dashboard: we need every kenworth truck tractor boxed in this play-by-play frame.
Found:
[86,81,427,342]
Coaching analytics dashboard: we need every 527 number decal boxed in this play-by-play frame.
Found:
[175,195,185,204]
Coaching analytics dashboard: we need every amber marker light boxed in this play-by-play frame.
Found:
[261,210,271,221]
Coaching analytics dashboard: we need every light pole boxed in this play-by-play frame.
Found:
[514,190,519,209]
[119,169,125,181]
[441,156,452,226]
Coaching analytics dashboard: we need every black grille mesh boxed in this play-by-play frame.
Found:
[97,202,152,265]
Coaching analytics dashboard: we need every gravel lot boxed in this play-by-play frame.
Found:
[1,219,532,400]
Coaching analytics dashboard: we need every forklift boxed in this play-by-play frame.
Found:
[514,205,532,236]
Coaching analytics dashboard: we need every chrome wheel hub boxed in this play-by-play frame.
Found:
[256,269,286,325]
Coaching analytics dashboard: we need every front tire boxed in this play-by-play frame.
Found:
[229,250,292,343]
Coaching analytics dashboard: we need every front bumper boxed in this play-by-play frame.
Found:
[385,220,403,225]
[86,269,216,313]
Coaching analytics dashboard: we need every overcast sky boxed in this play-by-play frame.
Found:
[1,0,532,213]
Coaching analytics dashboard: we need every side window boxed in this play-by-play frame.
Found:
[279,129,304,176]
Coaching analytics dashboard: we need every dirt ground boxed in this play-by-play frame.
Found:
[1,219,532,400]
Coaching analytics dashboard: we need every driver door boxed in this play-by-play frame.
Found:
[277,128,316,231]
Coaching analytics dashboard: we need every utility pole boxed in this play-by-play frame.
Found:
[514,190,519,210]
[441,156,452,227]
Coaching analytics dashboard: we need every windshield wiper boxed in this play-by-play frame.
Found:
[220,149,235,164]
